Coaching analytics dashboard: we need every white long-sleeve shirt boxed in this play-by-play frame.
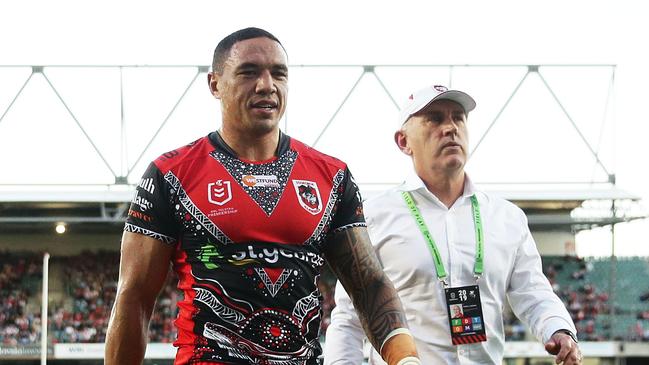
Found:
[324,174,576,365]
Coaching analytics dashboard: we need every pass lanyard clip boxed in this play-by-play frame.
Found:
[401,191,484,284]
[440,277,450,288]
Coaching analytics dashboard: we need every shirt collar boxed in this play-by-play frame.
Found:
[462,174,477,198]
[399,168,428,193]
[398,170,477,206]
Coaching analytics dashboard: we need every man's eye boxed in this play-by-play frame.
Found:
[273,71,288,79]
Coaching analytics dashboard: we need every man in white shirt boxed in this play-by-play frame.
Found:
[323,85,582,365]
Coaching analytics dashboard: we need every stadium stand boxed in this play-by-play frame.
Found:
[2,250,649,350]
[0,251,42,346]
[0,251,179,346]
[50,251,178,343]
[50,251,118,343]
[504,255,649,342]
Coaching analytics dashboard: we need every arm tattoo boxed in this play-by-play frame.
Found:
[324,227,408,352]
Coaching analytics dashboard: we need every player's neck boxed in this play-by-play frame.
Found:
[421,170,465,208]
[219,128,280,161]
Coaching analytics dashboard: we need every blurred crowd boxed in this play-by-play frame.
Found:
[0,251,42,346]
[542,257,611,341]
[1,251,178,345]
[50,251,179,343]
[2,251,649,345]
[49,251,118,343]
[504,255,649,342]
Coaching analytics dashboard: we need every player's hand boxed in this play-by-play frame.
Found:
[544,331,582,365]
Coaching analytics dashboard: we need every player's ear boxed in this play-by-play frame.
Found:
[208,72,221,99]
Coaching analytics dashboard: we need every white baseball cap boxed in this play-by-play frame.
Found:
[397,85,476,126]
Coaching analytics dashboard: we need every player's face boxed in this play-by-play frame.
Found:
[210,37,288,137]
[400,99,468,175]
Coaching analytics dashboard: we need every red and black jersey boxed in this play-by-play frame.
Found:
[125,131,365,365]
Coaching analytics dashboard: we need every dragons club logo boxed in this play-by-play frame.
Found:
[292,180,322,215]
[208,180,232,206]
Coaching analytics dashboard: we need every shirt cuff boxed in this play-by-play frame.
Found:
[553,329,578,343]
[542,318,578,343]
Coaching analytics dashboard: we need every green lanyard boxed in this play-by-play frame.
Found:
[401,191,484,286]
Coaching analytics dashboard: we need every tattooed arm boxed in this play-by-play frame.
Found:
[323,226,419,364]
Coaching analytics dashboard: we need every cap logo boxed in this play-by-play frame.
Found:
[434,85,448,92]
[408,94,414,100]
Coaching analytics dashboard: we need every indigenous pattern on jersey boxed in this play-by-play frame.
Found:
[125,132,365,365]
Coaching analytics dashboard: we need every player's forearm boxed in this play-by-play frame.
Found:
[332,256,418,364]
[325,227,415,361]
[351,273,409,350]
[105,289,154,365]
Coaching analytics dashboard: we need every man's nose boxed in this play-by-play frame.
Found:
[442,118,458,136]
[256,70,276,94]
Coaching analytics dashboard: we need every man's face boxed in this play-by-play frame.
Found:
[209,37,288,136]
[399,99,469,175]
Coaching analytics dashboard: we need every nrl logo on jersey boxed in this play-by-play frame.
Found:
[292,180,322,215]
[208,180,232,206]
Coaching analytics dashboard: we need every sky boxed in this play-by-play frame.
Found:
[0,0,648,256]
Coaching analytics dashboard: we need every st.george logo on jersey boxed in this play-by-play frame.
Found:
[208,180,232,206]
[292,180,322,215]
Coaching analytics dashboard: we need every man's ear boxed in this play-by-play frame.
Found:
[207,72,220,99]
[394,129,412,156]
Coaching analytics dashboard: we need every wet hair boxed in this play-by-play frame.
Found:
[211,27,285,73]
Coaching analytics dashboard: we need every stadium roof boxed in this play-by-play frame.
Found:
[1,63,645,231]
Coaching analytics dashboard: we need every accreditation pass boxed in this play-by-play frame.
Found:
[445,284,487,345]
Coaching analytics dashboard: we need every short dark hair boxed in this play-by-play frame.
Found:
[212,27,285,73]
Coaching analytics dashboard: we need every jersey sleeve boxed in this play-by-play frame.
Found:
[330,167,366,234]
[124,162,179,244]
